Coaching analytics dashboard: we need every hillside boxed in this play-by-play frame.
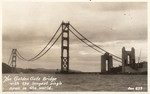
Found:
[2,62,82,74]
[2,63,11,73]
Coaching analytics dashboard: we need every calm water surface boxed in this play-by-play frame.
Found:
[2,74,147,92]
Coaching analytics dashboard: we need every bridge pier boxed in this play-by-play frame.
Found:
[122,47,136,73]
[101,53,113,73]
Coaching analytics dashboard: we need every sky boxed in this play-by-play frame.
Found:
[2,2,147,72]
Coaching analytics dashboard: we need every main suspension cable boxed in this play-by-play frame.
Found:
[70,29,103,54]
[16,50,29,61]
[16,24,62,61]
[28,32,62,61]
[70,24,122,60]
[70,29,122,63]
[16,32,62,61]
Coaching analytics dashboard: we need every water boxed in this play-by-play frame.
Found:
[2,74,147,92]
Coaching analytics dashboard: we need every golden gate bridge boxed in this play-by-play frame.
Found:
[7,22,138,73]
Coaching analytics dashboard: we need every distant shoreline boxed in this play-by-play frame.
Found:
[2,72,147,75]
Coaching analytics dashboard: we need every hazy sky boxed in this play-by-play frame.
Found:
[2,2,147,72]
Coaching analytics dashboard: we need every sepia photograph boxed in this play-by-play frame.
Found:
[1,1,148,92]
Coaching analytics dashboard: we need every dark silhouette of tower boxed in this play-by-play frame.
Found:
[61,22,70,73]
[10,49,17,73]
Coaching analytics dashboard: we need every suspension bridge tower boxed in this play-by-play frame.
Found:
[61,22,70,73]
[10,49,17,73]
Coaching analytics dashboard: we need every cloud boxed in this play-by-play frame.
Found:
[81,2,147,11]
[2,2,147,43]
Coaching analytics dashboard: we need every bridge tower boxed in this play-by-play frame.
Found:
[122,47,136,73]
[101,53,113,73]
[10,49,17,73]
[61,22,70,73]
